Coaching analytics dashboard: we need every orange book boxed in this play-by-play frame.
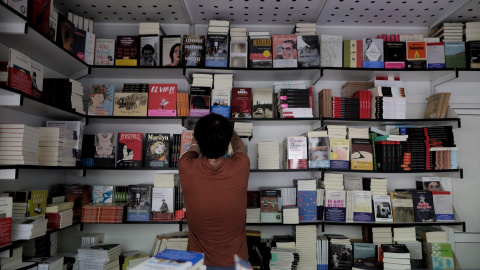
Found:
[406,41,427,60]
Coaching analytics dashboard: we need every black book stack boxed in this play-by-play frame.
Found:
[374,96,383,119]
[42,78,74,111]
[344,97,359,119]
[403,128,428,171]
[170,133,181,168]
[20,234,51,257]
[81,134,95,167]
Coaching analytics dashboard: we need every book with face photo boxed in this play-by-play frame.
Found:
[127,185,152,221]
[297,35,320,67]
[88,84,114,116]
[363,38,384,68]
[372,194,393,222]
[145,133,170,168]
[139,35,159,67]
[94,133,116,167]
[272,35,298,68]
[161,36,182,67]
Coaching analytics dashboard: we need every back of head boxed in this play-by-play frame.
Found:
[194,113,233,159]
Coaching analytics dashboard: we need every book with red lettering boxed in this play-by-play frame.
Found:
[8,48,32,95]
[231,87,252,118]
[116,132,143,168]
[148,84,177,116]
[95,39,116,66]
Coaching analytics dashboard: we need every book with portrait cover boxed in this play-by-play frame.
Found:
[249,37,273,68]
[272,35,298,68]
[182,35,205,67]
[148,84,177,116]
[152,187,174,221]
[113,92,148,116]
[116,35,139,66]
[56,13,74,53]
[412,190,436,222]
[29,0,51,36]
[363,38,384,68]
[95,39,116,66]
[325,189,346,222]
[139,35,160,66]
[297,35,320,68]
[205,34,229,67]
[94,133,116,167]
[127,185,152,221]
[91,185,114,203]
[390,191,414,222]
[88,84,114,116]
[372,194,393,222]
[27,190,48,217]
[116,132,143,168]
[145,133,170,168]
[231,87,252,118]
[350,138,373,170]
[161,35,182,67]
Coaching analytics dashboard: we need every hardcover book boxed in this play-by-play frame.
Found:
[229,40,248,68]
[252,87,274,118]
[56,13,75,52]
[297,35,320,68]
[91,185,114,203]
[363,38,384,68]
[139,35,160,66]
[350,138,374,170]
[444,41,466,68]
[231,87,252,118]
[182,35,206,67]
[205,34,229,67]
[88,84,114,116]
[95,39,116,66]
[272,35,298,68]
[412,190,436,222]
[30,0,51,35]
[116,132,143,167]
[116,35,139,66]
[148,83,177,116]
[127,185,152,221]
[145,133,170,168]
[320,35,343,67]
[151,187,174,221]
[343,39,363,68]
[161,36,182,67]
[94,133,116,167]
[325,190,346,222]
[113,92,148,117]
[249,37,273,68]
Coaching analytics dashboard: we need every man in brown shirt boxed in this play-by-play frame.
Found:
[179,113,250,270]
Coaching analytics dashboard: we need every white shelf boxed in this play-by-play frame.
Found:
[320,67,456,82]
[85,66,185,79]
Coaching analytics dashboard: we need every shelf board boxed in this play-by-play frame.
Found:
[454,69,480,82]
[321,117,461,128]
[250,168,319,172]
[86,116,183,125]
[0,2,27,23]
[0,87,85,120]
[320,68,455,82]
[247,221,322,226]
[324,169,462,175]
[85,66,185,79]
[323,220,465,230]
[185,67,321,83]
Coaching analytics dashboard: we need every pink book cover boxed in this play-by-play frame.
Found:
[148,83,177,116]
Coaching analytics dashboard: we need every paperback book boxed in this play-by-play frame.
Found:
[272,35,298,68]
[88,84,114,116]
[350,138,373,170]
[412,190,436,222]
[231,87,252,118]
[297,35,320,67]
[56,14,74,52]
[297,190,317,222]
[249,37,273,68]
[182,35,206,67]
[151,187,174,221]
[329,138,350,170]
[252,87,274,118]
[113,92,148,116]
[127,185,152,221]
[139,35,160,66]
[432,191,454,221]
[189,86,211,117]
[91,185,114,203]
[94,39,115,66]
[148,83,177,116]
[161,36,182,67]
[372,194,393,222]
[229,40,248,68]
[205,34,229,67]
[116,132,143,167]
[325,190,346,222]
[260,188,282,223]
[363,38,384,68]
[116,35,139,66]
[307,134,329,168]
[94,133,116,167]
[145,133,170,168]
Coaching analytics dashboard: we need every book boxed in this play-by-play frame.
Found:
[144,249,204,269]
[307,133,329,168]
[284,136,308,169]
[139,35,160,66]
[297,190,317,222]
[182,35,206,67]
[73,27,87,62]
[252,87,274,119]
[8,48,32,95]
[343,39,363,68]
[372,195,393,222]
[88,84,114,116]
[148,84,177,116]
[384,41,405,69]
[116,132,143,167]
[91,185,114,203]
[127,185,152,221]
[329,138,350,170]
[152,187,174,221]
[381,244,410,259]
[444,41,466,68]
[325,190,346,222]
[145,133,170,168]
[30,0,51,36]
[116,35,139,66]
[94,133,116,167]
[320,35,343,67]
[350,138,373,170]
[363,38,384,68]
[390,191,414,222]
[30,60,43,99]
[406,41,427,69]
[161,36,182,67]
[189,86,211,117]
[65,185,92,220]
[113,92,148,117]
[412,190,436,222]
[94,39,116,66]
[352,190,373,222]
[231,87,252,118]
[272,35,298,68]
[467,41,480,69]
[205,34,229,67]
[432,191,454,221]
[297,35,320,67]
[249,37,273,68]
[6,0,28,16]
[47,9,58,41]
[229,40,248,68]
[56,13,75,52]
[427,42,446,68]
[27,190,48,217]
[260,188,282,223]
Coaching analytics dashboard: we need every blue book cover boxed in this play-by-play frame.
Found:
[205,34,228,67]
[297,190,317,222]
[127,185,152,221]
[308,136,330,168]
[73,28,86,61]
[91,185,114,203]
[154,249,204,264]
[325,190,346,222]
[88,84,114,116]
[211,106,230,118]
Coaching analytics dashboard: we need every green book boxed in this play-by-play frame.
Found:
[27,190,48,217]
[444,41,466,68]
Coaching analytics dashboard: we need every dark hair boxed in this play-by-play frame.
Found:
[283,40,297,50]
[142,44,155,54]
[194,113,233,159]
[169,43,181,63]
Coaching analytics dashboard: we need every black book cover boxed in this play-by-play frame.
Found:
[249,37,273,68]
[466,41,480,69]
[56,13,74,52]
[94,133,116,167]
[183,35,206,67]
[205,34,229,68]
[145,133,170,168]
[412,190,436,222]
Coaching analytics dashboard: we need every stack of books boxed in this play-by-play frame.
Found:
[282,206,299,224]
[12,201,27,220]
[246,208,261,223]
[234,122,253,137]
[11,217,48,241]
[269,247,299,270]
[294,22,316,36]
[341,82,375,98]
[19,235,50,257]
[327,125,347,139]
[230,27,247,41]
[277,88,312,118]
[296,225,317,269]
[416,227,448,243]
[81,203,126,224]
[394,227,417,242]
[372,227,393,245]
[465,22,480,42]
[0,247,23,269]
[369,178,388,195]
[369,86,406,119]
[176,92,189,117]
[0,124,40,165]
[326,234,352,269]
[77,244,121,270]
[45,202,74,229]
[0,61,7,86]
[296,179,317,223]
[210,74,233,118]
[318,89,332,118]
[37,255,64,270]
[206,20,229,68]
[151,174,175,221]
[43,78,85,114]
[257,141,280,169]
[431,22,464,42]
[229,27,248,68]
[321,173,344,190]
[138,22,160,36]
[38,127,76,166]
[81,233,105,247]
[381,244,412,269]
[120,250,149,270]
[348,127,369,140]
[50,231,58,256]
[135,249,204,270]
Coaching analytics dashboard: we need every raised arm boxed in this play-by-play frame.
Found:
[231,130,246,153]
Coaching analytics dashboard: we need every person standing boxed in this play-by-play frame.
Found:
[179,113,250,270]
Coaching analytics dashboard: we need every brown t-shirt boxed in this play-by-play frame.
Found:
[178,151,250,267]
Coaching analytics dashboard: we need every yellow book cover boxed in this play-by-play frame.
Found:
[113,92,148,117]
[27,190,48,217]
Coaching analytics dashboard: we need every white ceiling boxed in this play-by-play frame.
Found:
[54,0,480,28]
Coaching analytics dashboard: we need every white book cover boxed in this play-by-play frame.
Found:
[320,35,342,67]
[30,60,43,95]
[432,191,454,221]
[353,190,372,222]
[229,40,248,68]
[84,32,95,65]
[372,194,393,222]
[94,39,115,66]
[0,196,13,218]
[9,48,31,74]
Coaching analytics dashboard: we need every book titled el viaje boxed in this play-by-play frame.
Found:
[116,132,143,167]
[183,35,206,67]
[145,133,170,168]
[148,84,177,116]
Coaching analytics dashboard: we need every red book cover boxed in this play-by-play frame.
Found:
[8,67,32,95]
[179,130,194,157]
[231,87,252,118]
[0,217,12,247]
[30,0,51,35]
[116,132,143,167]
[148,83,177,116]
[272,35,298,68]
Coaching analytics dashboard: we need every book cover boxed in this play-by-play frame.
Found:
[320,35,343,67]
[7,0,28,16]
[161,36,182,67]
[249,37,273,68]
[30,0,51,35]
[260,188,282,223]
[127,185,152,221]
[363,38,384,68]
[229,40,248,68]
[444,41,466,68]
[91,185,114,203]
[153,249,204,267]
[189,86,211,117]
[297,35,320,67]
[56,13,74,52]
[372,194,393,222]
[8,48,32,95]
[297,190,317,222]
[284,136,308,169]
[113,92,148,117]
[350,138,374,170]
[325,190,346,222]
[412,190,436,222]
[88,84,114,116]
[329,138,350,170]
[148,84,177,116]
[30,60,43,99]
[94,39,116,66]
[406,41,427,69]
[182,35,205,67]
[139,35,160,66]
[307,135,329,168]
[94,133,116,167]
[179,130,194,158]
[381,244,410,259]
[0,217,12,247]
[65,185,92,220]
[330,243,353,269]
[116,132,143,167]
[27,190,48,217]
[73,28,87,62]
[353,190,372,222]
[205,34,229,67]
[384,41,406,69]
[272,35,298,68]
[432,191,454,221]
[467,41,480,69]
[145,133,170,168]
[427,42,446,69]
[116,35,139,66]
[151,187,174,221]
[252,87,274,118]
[390,191,414,222]
[211,88,231,118]
[231,87,252,118]
[48,9,58,41]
